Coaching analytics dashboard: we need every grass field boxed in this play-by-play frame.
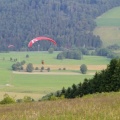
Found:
[0,92,120,120]
[94,7,120,47]
[95,7,120,26]
[0,51,110,100]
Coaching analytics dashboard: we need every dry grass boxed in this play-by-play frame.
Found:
[94,27,120,47]
[0,92,43,101]
[24,64,107,71]
[0,92,120,120]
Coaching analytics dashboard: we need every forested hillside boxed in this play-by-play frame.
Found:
[0,0,120,51]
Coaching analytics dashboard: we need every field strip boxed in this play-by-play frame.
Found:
[13,64,107,75]
[24,64,107,70]
[0,92,44,101]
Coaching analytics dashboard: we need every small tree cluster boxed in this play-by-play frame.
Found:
[57,50,82,60]
[12,60,25,71]
[92,47,119,59]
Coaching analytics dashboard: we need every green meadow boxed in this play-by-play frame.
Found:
[95,7,120,26]
[0,51,110,100]
[94,7,120,47]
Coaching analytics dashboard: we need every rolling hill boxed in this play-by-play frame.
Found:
[94,7,120,47]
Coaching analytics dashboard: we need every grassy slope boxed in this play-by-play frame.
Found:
[94,7,120,47]
[0,92,120,120]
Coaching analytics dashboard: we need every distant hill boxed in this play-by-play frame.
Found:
[94,7,120,47]
[0,0,120,51]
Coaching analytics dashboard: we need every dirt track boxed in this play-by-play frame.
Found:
[13,71,95,75]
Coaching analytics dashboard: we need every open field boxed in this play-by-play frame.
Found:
[0,92,120,120]
[94,7,120,47]
[0,51,110,100]
[95,7,120,26]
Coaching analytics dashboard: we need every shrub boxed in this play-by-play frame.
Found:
[63,68,66,70]
[21,60,26,65]
[35,67,39,70]
[49,95,58,101]
[47,67,50,72]
[11,62,21,71]
[12,63,18,71]
[48,48,54,54]
[10,57,12,61]
[16,99,24,103]
[26,54,29,58]
[0,94,15,104]
[40,66,44,72]
[26,63,34,72]
[57,52,64,59]
[23,96,34,102]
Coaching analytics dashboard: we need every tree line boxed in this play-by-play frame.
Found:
[42,58,120,100]
[0,0,120,51]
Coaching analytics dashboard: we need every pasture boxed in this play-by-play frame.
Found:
[95,7,120,26]
[94,6,120,47]
[0,51,110,100]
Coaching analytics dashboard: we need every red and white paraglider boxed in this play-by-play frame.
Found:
[28,36,57,47]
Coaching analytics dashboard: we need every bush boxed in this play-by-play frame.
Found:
[47,67,50,72]
[26,54,29,58]
[0,94,15,104]
[16,99,24,103]
[23,96,34,102]
[63,68,66,70]
[48,48,54,54]
[12,63,18,71]
[40,66,44,72]
[35,67,39,70]
[49,95,58,101]
[57,52,64,59]
[21,60,26,65]
[12,62,20,71]
[80,64,87,74]
[26,63,34,72]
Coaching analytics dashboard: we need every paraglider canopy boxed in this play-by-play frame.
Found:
[28,36,57,47]
[8,44,14,48]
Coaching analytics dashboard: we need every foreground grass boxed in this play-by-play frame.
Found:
[0,92,120,120]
